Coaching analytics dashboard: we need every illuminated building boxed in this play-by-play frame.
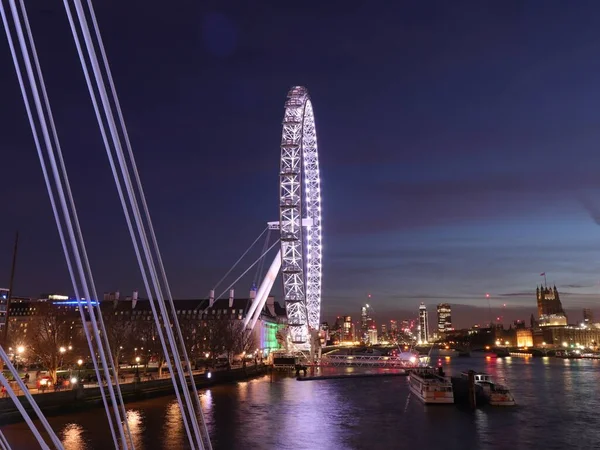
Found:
[361,305,372,343]
[390,320,398,335]
[0,288,8,331]
[7,293,288,357]
[418,303,429,344]
[536,285,567,327]
[343,315,353,342]
[319,322,329,346]
[368,328,378,345]
[583,309,593,326]
[516,329,533,347]
[541,326,600,348]
[436,303,452,336]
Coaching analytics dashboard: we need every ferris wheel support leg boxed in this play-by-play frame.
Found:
[243,250,281,330]
[247,254,281,332]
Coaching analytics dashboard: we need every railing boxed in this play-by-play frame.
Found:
[319,355,418,368]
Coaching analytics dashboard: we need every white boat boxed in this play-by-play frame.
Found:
[462,372,516,406]
[409,367,454,404]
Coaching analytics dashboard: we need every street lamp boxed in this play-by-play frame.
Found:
[77,359,83,381]
[59,346,66,354]
[135,356,140,381]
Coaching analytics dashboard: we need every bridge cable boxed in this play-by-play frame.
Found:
[64,0,210,447]
[0,430,12,450]
[82,1,212,444]
[0,1,126,447]
[213,226,268,292]
[70,0,206,446]
[0,372,51,450]
[62,4,199,449]
[16,1,134,447]
[254,228,272,288]
[215,239,280,303]
[0,347,64,449]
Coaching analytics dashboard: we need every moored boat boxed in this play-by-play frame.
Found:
[409,367,454,404]
[461,372,516,406]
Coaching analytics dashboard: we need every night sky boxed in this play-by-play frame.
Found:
[2,1,600,328]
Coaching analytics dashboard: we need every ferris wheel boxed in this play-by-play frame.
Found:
[240,86,322,347]
[278,86,322,344]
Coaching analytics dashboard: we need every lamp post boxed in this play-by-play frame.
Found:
[135,356,141,382]
[77,359,83,381]
[16,345,24,371]
[59,346,66,373]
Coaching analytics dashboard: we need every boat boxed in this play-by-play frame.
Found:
[461,372,516,406]
[408,367,454,404]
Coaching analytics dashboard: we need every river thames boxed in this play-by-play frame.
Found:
[2,355,599,449]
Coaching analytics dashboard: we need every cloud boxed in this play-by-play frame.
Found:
[579,195,600,226]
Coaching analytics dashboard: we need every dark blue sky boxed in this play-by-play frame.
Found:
[2,1,600,327]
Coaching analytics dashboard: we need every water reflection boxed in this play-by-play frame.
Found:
[162,400,185,449]
[3,357,600,449]
[61,423,86,450]
[126,409,144,449]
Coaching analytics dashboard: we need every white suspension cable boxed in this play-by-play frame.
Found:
[214,227,268,291]
[63,2,202,446]
[0,347,64,450]
[254,228,272,287]
[216,239,280,303]
[0,430,12,450]
[82,2,213,443]
[15,2,132,447]
[0,2,121,447]
[0,372,51,450]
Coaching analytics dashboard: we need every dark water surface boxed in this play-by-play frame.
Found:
[2,355,600,449]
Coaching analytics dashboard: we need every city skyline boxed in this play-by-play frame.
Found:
[3,2,600,324]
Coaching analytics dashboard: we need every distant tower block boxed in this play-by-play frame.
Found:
[437,303,452,336]
[418,303,429,344]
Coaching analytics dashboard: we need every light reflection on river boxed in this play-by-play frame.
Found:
[2,355,600,449]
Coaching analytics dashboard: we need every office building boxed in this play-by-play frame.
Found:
[343,315,353,342]
[436,303,452,336]
[368,328,378,345]
[418,303,429,344]
[583,309,593,326]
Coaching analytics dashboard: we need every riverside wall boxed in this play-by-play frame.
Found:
[0,365,268,425]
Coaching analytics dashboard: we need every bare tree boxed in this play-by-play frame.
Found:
[200,319,227,367]
[233,321,256,357]
[100,308,137,376]
[28,314,78,383]
[136,319,166,377]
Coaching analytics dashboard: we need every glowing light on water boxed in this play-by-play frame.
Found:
[61,423,85,450]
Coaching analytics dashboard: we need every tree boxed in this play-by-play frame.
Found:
[100,308,137,376]
[232,321,255,359]
[137,318,166,377]
[200,319,227,367]
[28,313,80,383]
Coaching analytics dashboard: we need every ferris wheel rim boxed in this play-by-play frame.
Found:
[278,86,322,344]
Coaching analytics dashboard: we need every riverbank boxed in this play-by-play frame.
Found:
[0,365,268,425]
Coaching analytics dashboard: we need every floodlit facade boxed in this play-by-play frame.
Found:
[536,286,567,327]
